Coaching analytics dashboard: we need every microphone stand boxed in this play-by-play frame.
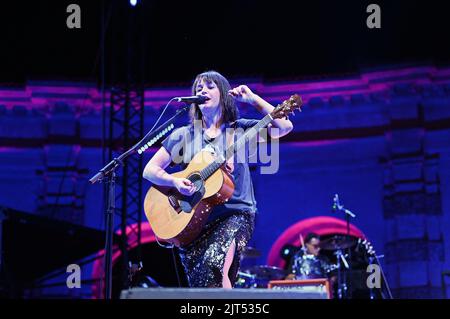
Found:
[375,254,394,299]
[89,105,188,299]
[332,194,356,299]
[368,253,393,299]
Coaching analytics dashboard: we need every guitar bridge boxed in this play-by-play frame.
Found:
[168,194,182,213]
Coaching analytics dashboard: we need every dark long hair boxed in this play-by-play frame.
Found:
[189,70,239,125]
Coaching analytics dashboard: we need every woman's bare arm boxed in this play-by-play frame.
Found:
[228,85,294,139]
[143,146,196,195]
[143,147,175,186]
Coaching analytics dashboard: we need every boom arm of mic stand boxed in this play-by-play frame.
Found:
[89,105,188,184]
[344,208,356,218]
[134,105,188,155]
[373,254,394,299]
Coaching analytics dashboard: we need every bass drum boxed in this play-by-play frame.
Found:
[292,253,331,279]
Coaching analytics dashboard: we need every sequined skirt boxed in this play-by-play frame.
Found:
[178,211,255,287]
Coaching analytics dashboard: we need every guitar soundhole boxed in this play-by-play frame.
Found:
[169,172,205,214]
[188,173,204,188]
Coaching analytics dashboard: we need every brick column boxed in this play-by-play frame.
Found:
[383,90,445,298]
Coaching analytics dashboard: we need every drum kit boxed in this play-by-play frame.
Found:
[236,235,358,295]
[236,195,392,299]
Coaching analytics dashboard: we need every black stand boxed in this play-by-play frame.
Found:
[332,194,356,299]
[104,168,116,299]
[89,105,188,299]
[344,211,351,298]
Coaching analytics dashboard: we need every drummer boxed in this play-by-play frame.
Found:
[286,233,332,280]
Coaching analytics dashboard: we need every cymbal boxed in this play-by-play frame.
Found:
[241,246,261,259]
[242,265,287,280]
[320,235,356,250]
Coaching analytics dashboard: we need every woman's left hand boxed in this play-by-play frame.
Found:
[228,85,257,105]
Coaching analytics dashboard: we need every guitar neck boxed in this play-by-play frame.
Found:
[200,114,273,180]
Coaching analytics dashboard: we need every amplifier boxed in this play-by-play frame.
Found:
[268,279,332,299]
[120,287,329,299]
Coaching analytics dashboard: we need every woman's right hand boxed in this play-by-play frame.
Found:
[172,177,196,196]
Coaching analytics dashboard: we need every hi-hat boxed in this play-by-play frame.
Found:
[241,265,287,280]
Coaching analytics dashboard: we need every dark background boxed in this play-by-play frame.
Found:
[1,0,449,86]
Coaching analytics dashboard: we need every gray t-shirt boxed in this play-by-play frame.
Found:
[161,118,259,223]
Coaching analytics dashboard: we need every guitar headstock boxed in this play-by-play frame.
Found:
[270,94,303,120]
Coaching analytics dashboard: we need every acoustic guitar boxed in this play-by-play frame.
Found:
[144,94,303,247]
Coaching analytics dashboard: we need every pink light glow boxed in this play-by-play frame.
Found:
[0,66,448,112]
[27,85,98,96]
[144,88,191,99]
[361,66,436,82]
[91,222,156,299]
[266,216,366,268]
[0,147,28,153]
[0,90,28,98]
[286,139,353,148]
[262,79,369,94]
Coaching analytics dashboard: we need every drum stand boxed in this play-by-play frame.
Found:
[334,249,350,299]
[368,254,393,299]
[332,194,356,299]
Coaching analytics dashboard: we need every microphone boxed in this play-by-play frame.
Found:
[332,194,341,212]
[174,95,209,104]
[331,193,356,218]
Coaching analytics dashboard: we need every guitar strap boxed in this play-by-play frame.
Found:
[224,122,235,173]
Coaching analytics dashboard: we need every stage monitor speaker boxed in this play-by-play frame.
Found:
[120,287,329,299]
[268,279,332,299]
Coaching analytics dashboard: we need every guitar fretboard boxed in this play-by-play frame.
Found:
[199,113,273,180]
